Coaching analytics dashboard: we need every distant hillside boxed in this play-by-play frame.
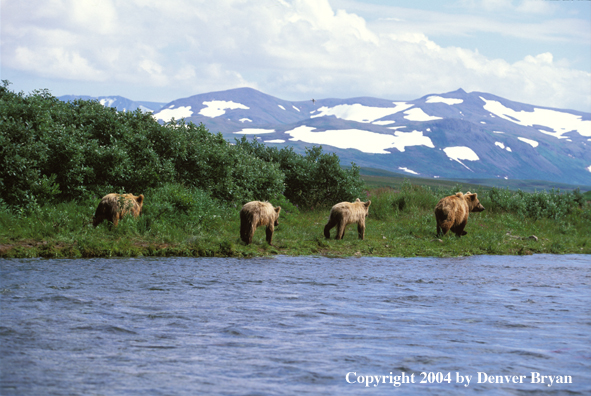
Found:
[59,88,591,185]
[358,167,591,193]
[58,95,165,113]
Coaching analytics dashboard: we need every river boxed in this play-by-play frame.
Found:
[1,254,589,395]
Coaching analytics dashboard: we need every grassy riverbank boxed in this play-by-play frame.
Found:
[2,182,589,259]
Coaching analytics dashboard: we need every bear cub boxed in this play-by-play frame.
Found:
[324,198,371,240]
[240,201,281,245]
[434,192,484,237]
[93,193,144,227]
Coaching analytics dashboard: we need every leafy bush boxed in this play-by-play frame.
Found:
[485,187,578,220]
[0,82,284,207]
[235,137,365,208]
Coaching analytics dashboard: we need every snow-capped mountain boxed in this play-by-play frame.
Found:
[58,95,165,113]
[150,87,591,185]
[59,88,591,185]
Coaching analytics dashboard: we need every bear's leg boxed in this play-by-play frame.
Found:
[93,202,107,227]
[452,221,467,237]
[357,221,365,240]
[336,221,347,240]
[436,223,443,236]
[247,224,257,244]
[324,217,337,239]
[240,213,250,243]
[439,220,453,236]
[266,225,274,245]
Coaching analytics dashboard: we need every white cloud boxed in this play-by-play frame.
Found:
[1,0,589,111]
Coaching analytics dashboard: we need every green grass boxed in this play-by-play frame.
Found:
[1,183,589,259]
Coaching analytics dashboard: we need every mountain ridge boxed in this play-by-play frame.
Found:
[59,88,591,185]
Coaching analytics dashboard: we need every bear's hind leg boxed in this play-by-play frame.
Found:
[336,221,347,240]
[324,217,337,239]
[357,221,365,240]
[265,226,274,245]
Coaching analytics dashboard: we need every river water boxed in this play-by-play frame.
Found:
[1,255,589,395]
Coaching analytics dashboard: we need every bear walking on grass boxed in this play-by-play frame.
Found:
[324,198,371,240]
[93,193,144,227]
[434,192,484,237]
[240,201,281,245]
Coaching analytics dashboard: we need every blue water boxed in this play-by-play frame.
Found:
[1,255,589,395]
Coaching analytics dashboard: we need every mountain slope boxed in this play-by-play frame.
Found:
[149,87,590,185]
[58,95,165,113]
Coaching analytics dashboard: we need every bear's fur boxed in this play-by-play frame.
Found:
[240,201,281,245]
[434,191,485,237]
[324,198,371,240]
[93,193,144,227]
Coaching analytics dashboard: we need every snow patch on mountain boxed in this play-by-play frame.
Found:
[426,96,463,105]
[99,98,116,107]
[154,106,193,122]
[199,100,249,118]
[285,126,434,154]
[587,165,591,173]
[239,118,252,123]
[481,97,591,138]
[310,102,412,123]
[443,146,479,171]
[278,105,286,110]
[265,139,285,143]
[403,108,442,122]
[399,167,419,175]
[234,128,275,134]
[517,137,539,148]
[373,120,396,125]
[495,142,512,152]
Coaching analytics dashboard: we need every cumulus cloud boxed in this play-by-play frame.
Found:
[1,0,589,111]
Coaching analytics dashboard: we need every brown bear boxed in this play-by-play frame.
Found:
[324,198,371,240]
[240,201,281,245]
[93,193,144,227]
[434,192,484,237]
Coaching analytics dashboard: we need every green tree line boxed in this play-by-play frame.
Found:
[0,81,363,210]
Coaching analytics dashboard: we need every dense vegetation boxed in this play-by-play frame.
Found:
[1,82,589,258]
[0,81,362,210]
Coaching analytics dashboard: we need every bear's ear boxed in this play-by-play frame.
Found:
[468,193,477,200]
[355,198,361,202]
[365,200,371,208]
[275,206,281,214]
[466,191,472,195]
[136,194,144,205]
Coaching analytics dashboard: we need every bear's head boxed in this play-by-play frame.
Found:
[359,199,371,216]
[464,192,485,212]
[273,206,281,226]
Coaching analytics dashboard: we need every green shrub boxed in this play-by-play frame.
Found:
[484,187,578,220]
[235,137,365,208]
[0,82,285,206]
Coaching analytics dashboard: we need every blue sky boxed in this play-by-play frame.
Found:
[1,0,590,111]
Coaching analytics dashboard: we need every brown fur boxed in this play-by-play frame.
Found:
[240,201,281,245]
[434,192,485,237]
[324,198,371,240]
[93,193,144,227]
